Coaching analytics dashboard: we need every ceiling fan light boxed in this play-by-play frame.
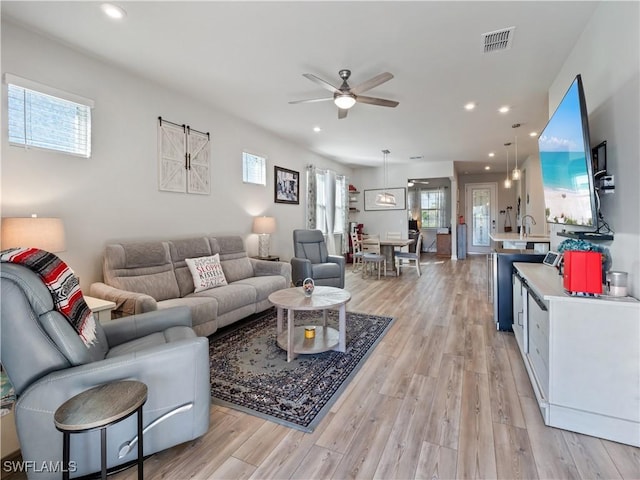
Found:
[101,3,126,19]
[334,94,356,109]
[375,191,397,206]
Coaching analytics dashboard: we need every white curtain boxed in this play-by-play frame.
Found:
[305,165,348,255]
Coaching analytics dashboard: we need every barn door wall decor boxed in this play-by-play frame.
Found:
[158,116,211,194]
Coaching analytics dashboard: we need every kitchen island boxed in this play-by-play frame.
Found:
[489,232,550,252]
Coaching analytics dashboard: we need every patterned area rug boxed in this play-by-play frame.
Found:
[209,308,394,432]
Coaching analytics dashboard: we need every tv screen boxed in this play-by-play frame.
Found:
[538,74,598,227]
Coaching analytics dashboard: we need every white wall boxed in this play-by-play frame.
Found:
[520,153,547,236]
[0,21,352,288]
[547,2,640,298]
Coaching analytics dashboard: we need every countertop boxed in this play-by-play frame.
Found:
[490,232,550,242]
[514,262,639,304]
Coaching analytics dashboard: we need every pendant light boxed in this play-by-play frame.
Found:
[504,143,512,189]
[375,149,396,206]
[512,123,521,181]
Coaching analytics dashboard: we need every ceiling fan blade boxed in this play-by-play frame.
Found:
[356,95,399,108]
[303,73,341,94]
[350,72,394,95]
[338,108,349,119]
[289,97,333,105]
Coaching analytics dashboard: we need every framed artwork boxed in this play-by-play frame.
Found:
[274,166,299,204]
[364,188,407,211]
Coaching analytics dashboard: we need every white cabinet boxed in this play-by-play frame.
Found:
[527,293,549,407]
[513,263,640,447]
[512,273,525,352]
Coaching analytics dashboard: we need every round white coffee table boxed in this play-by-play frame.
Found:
[268,286,351,362]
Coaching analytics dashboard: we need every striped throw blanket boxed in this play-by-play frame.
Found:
[0,247,97,347]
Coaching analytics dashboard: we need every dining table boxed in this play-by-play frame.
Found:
[379,238,415,275]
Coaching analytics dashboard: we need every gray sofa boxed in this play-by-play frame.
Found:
[90,235,291,336]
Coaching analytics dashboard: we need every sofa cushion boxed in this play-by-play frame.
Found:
[189,283,256,316]
[312,262,342,280]
[169,238,212,297]
[209,236,254,283]
[185,254,228,293]
[158,297,218,329]
[104,242,179,301]
[235,275,288,302]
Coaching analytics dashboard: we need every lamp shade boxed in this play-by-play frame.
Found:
[252,216,276,234]
[334,94,356,110]
[375,191,397,206]
[1,216,66,252]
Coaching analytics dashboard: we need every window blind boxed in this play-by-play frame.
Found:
[242,152,266,185]
[6,76,93,158]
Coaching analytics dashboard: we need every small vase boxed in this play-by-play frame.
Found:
[302,278,315,297]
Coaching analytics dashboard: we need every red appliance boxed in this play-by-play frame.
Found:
[563,251,603,295]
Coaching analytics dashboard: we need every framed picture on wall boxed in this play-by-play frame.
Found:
[364,188,407,211]
[274,166,299,204]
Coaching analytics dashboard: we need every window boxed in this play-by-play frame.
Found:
[6,74,93,158]
[242,152,266,185]
[420,188,447,228]
[309,168,348,254]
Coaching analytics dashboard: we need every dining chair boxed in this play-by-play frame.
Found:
[395,233,423,276]
[350,232,364,272]
[361,234,386,279]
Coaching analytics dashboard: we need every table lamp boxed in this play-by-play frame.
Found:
[252,216,276,258]
[1,215,66,252]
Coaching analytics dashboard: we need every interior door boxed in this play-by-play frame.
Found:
[465,182,497,254]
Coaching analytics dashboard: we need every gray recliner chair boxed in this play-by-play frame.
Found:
[1,263,210,479]
[291,229,345,288]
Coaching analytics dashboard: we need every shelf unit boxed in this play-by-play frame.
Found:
[349,190,360,213]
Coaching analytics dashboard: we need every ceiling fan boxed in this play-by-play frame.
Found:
[289,69,399,119]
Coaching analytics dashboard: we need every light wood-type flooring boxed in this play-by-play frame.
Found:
[6,255,640,479]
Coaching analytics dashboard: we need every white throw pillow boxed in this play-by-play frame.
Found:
[185,254,228,293]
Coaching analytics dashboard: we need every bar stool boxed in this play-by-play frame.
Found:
[54,380,147,480]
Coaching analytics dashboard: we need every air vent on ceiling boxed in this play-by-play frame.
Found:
[481,26,515,53]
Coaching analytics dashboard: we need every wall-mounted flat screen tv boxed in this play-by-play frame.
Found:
[538,74,598,228]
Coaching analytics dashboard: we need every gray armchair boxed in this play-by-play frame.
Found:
[0,263,210,479]
[291,229,345,288]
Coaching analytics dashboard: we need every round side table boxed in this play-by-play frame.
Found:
[54,380,147,480]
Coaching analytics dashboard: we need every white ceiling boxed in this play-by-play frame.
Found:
[1,1,599,173]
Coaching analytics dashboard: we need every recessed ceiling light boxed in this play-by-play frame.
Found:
[485,166,491,170]
[101,3,126,20]
[498,106,510,114]
[313,126,321,133]
[488,152,495,157]
[464,102,476,111]
[529,131,538,137]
